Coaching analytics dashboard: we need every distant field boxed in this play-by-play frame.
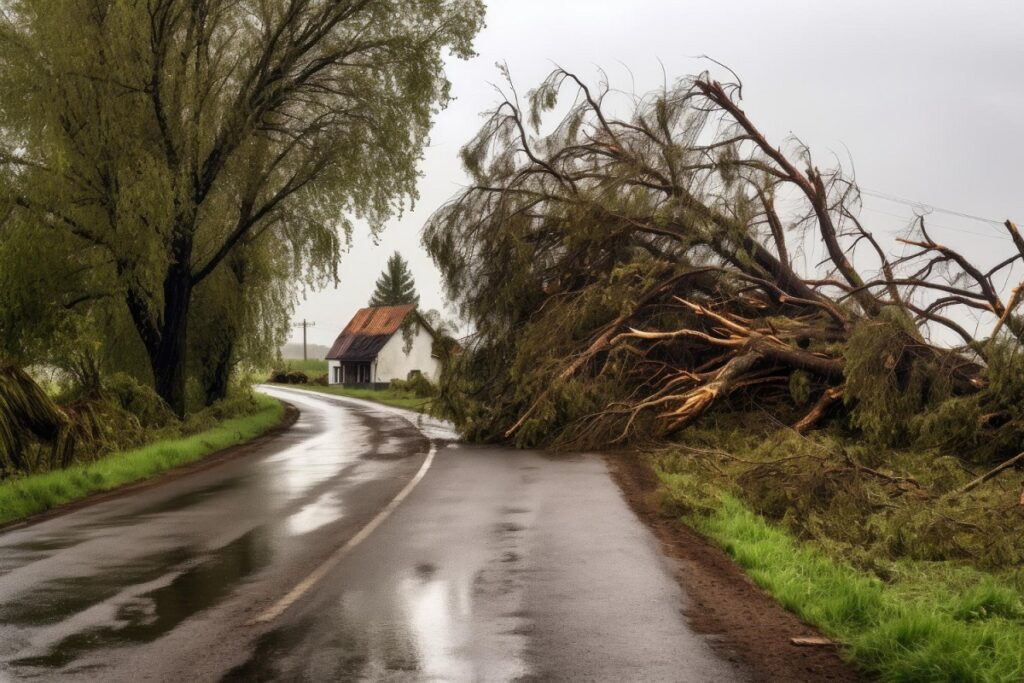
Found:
[279,342,330,360]
[273,383,431,414]
[279,359,328,376]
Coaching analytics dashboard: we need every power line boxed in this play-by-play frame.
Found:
[860,206,1009,241]
[858,187,1006,227]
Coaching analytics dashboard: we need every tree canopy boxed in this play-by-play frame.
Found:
[0,0,484,414]
[369,251,420,308]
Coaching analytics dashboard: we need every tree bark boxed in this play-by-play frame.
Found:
[203,339,234,406]
[123,257,192,419]
[150,267,192,418]
[794,387,844,433]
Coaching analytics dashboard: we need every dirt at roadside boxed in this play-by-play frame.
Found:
[606,452,866,683]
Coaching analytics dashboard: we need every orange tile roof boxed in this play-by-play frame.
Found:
[325,304,417,361]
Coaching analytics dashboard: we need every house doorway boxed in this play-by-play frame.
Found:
[341,362,372,384]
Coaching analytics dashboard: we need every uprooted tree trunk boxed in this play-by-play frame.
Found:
[424,67,1024,452]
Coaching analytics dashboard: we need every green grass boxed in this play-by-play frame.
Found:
[0,394,284,526]
[272,383,432,413]
[279,359,328,376]
[689,494,1024,682]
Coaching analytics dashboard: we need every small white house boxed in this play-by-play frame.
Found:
[325,304,440,386]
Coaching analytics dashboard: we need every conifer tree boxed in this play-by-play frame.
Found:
[369,252,420,308]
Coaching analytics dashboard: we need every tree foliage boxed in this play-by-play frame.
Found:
[0,366,75,472]
[0,0,484,414]
[419,307,460,360]
[369,251,421,307]
[424,68,1024,458]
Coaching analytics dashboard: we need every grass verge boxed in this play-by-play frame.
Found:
[680,490,1024,682]
[270,383,431,413]
[0,394,284,526]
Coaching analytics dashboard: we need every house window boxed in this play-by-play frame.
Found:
[333,366,341,384]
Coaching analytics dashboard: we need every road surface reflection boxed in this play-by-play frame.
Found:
[0,387,430,678]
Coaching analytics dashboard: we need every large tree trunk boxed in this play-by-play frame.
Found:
[126,258,193,419]
[203,339,234,407]
[151,268,192,418]
[120,230,196,419]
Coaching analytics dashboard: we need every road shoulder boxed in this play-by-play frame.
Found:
[606,452,863,682]
[0,401,298,533]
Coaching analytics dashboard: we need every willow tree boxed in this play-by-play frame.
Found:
[0,0,483,415]
[190,240,293,405]
[425,69,1023,453]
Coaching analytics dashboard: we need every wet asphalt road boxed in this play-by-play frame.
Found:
[0,385,745,682]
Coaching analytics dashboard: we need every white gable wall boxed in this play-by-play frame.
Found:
[373,321,440,383]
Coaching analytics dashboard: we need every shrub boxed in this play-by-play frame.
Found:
[390,374,436,397]
[406,372,437,397]
[181,391,261,435]
[269,369,309,385]
[103,373,175,429]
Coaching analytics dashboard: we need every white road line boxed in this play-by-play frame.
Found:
[249,443,437,625]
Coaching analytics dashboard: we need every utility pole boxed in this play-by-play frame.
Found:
[293,319,316,360]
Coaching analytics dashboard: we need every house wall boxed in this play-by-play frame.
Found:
[327,359,341,385]
[373,321,439,383]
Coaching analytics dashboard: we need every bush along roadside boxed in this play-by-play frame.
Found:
[652,423,1024,683]
[0,393,284,526]
[267,359,328,386]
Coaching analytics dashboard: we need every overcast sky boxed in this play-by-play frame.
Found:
[289,0,1024,349]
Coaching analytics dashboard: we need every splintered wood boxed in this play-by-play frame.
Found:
[790,636,837,647]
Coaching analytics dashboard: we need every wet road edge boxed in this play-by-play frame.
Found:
[0,401,300,535]
[605,452,864,682]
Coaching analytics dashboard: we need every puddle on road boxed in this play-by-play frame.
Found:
[10,527,273,670]
[3,392,440,675]
[121,477,245,518]
[286,491,344,536]
[353,412,429,462]
[0,481,247,578]
[0,533,100,575]
[0,545,194,627]
[2,536,83,554]
[225,555,530,681]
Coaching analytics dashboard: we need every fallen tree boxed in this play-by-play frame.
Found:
[424,68,1024,460]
